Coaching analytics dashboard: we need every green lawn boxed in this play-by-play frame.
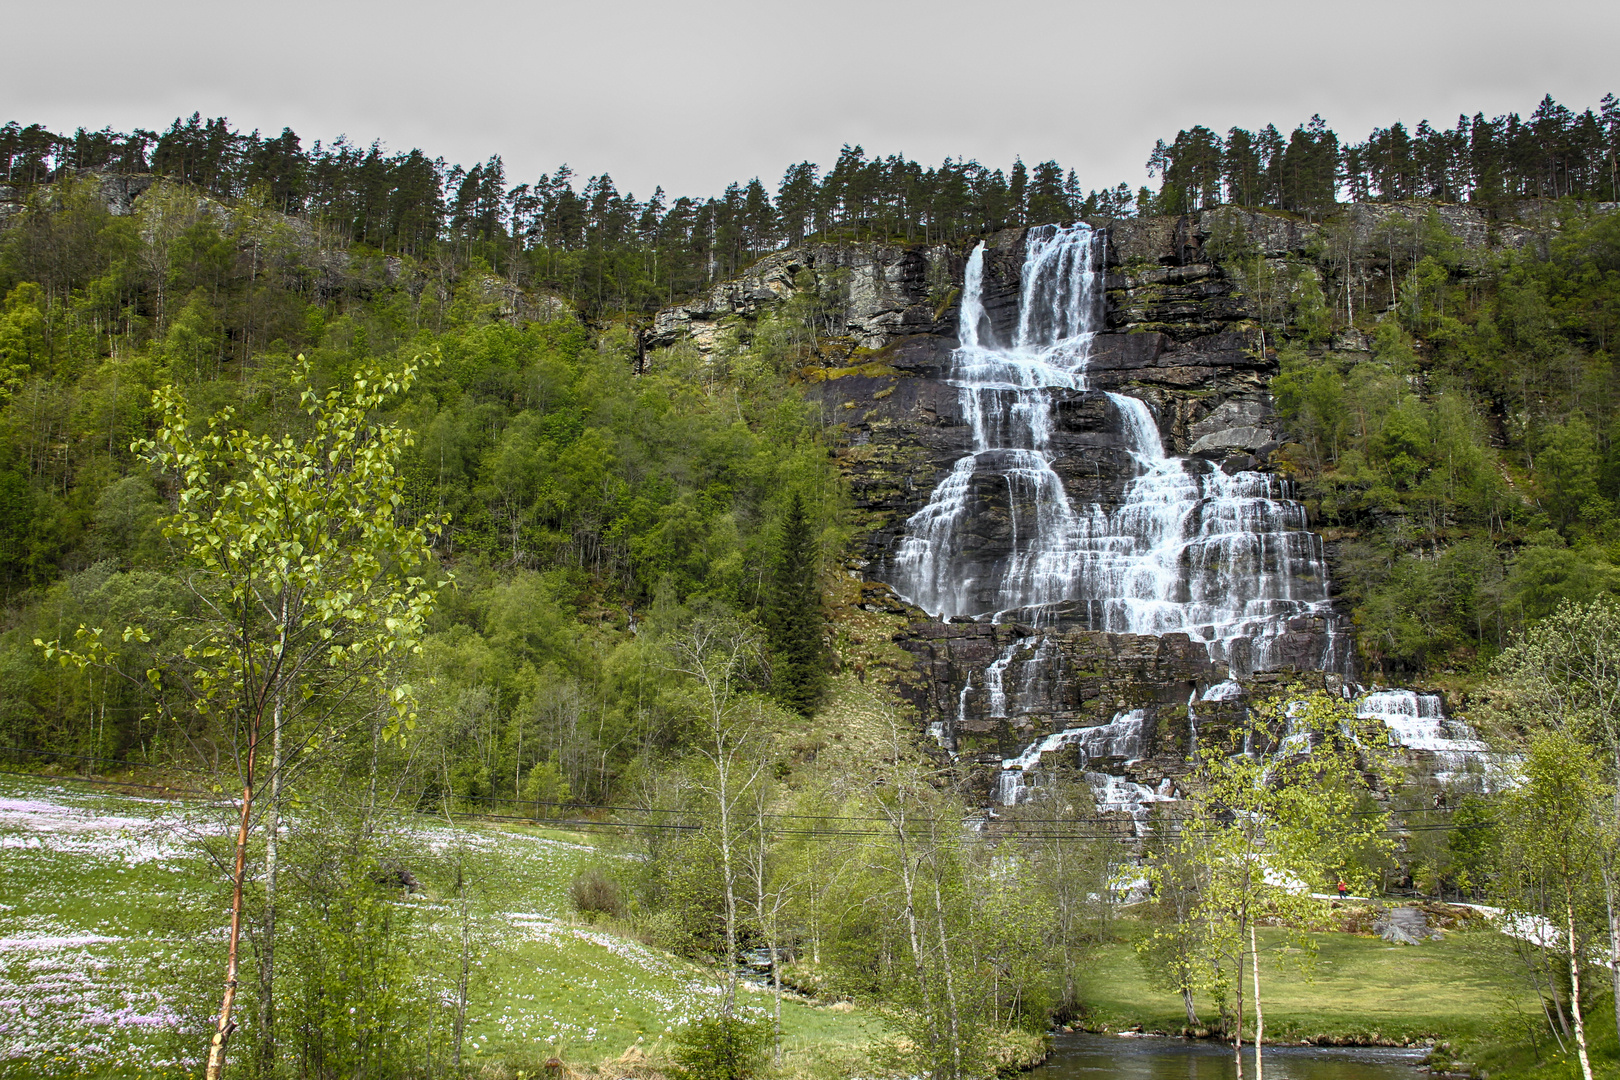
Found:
[1077,922,1533,1045]
[464,821,879,1073]
[0,774,878,1079]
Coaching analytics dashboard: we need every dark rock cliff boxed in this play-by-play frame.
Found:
[650,205,1520,798]
[817,223,1282,580]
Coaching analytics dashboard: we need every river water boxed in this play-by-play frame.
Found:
[1034,1033,1425,1079]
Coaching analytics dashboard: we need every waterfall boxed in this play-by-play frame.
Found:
[1357,689,1503,788]
[890,223,1339,676]
[997,708,1148,807]
[984,643,1017,718]
[890,226,1099,619]
[1074,707,1146,760]
[893,224,1346,815]
[1083,392,1338,674]
[997,727,1089,806]
[1088,773,1176,832]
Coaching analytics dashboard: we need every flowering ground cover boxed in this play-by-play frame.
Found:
[1,779,226,1078]
[0,776,876,1078]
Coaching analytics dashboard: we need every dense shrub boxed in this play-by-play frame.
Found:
[669,1013,772,1080]
[569,866,622,921]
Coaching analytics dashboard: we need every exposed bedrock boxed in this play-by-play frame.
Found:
[892,617,1345,803]
[646,206,1533,802]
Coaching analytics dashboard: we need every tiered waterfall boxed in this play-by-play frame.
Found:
[891,224,1338,676]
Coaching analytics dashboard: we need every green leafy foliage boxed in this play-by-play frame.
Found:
[1252,206,1620,676]
[669,1012,773,1080]
[1140,692,1396,1051]
[0,168,845,820]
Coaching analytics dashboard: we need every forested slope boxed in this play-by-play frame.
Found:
[0,176,846,809]
[1217,202,1620,679]
[0,92,1617,797]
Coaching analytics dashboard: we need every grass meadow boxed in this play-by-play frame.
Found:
[0,774,877,1078]
[3,771,1592,1079]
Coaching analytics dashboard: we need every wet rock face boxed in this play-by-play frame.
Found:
[824,231,1293,611]
[889,611,1358,803]
[892,619,1263,793]
[834,340,1146,599]
[814,223,1351,785]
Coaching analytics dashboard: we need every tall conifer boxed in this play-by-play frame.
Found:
[764,490,824,716]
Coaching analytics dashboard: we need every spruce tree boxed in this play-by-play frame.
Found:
[764,490,824,716]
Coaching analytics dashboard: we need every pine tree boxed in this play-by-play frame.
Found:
[764,490,824,716]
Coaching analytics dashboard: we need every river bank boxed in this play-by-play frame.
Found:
[1034,1032,1428,1079]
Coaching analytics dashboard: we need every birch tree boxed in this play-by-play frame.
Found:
[1492,596,1620,1041]
[1143,691,1393,1080]
[1497,730,1612,1080]
[870,717,984,1080]
[745,758,790,1062]
[43,354,443,1079]
[1018,775,1117,1019]
[665,614,771,1016]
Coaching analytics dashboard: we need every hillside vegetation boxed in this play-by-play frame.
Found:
[0,97,1618,1080]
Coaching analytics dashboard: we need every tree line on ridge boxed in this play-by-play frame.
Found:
[3,92,1613,316]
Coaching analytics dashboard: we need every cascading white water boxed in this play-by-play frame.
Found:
[1086,392,1339,674]
[998,708,1147,806]
[1357,689,1503,788]
[898,224,1345,814]
[1088,773,1176,832]
[891,226,1100,619]
[1184,690,1200,761]
[997,727,1088,805]
[890,223,1338,676]
[996,707,1175,833]
[984,643,1019,718]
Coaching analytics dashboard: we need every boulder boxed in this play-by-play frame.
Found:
[1374,905,1443,944]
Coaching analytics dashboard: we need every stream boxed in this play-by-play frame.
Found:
[1033,1033,1426,1079]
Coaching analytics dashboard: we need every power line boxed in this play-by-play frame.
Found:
[1,767,1487,844]
[0,743,1490,828]
[0,745,1483,827]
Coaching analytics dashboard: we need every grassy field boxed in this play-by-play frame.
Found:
[1073,918,1620,1080]
[1075,925,1527,1044]
[0,773,878,1079]
[6,770,1601,1080]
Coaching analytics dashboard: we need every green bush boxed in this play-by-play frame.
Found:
[670,1012,772,1080]
[569,865,622,921]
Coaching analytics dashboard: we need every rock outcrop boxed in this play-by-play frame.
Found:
[1374,906,1445,945]
[0,171,157,224]
[647,241,959,354]
[644,202,1590,799]
[883,607,1345,793]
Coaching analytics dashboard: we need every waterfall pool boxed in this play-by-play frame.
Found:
[1034,1032,1426,1079]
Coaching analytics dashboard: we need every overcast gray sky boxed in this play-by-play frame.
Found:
[7,0,1617,201]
